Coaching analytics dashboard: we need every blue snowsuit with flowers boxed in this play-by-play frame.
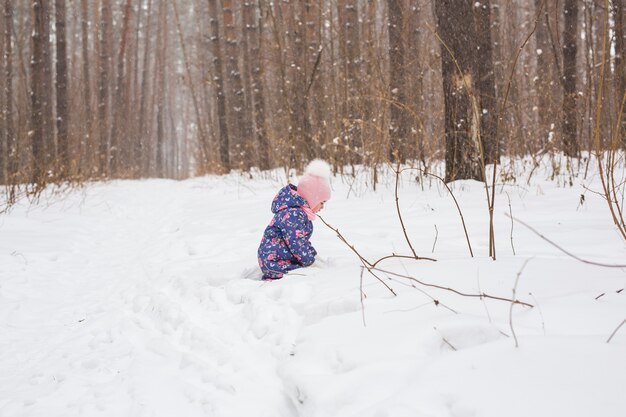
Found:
[257,184,317,279]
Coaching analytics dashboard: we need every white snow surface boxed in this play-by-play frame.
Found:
[1,161,625,417]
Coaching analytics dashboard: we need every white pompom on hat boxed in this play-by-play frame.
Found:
[297,159,332,209]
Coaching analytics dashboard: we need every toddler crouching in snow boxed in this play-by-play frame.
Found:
[257,160,332,281]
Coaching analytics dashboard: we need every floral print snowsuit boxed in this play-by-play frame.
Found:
[258,184,317,279]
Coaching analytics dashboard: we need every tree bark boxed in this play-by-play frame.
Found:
[110,0,133,176]
[435,0,485,182]
[388,0,408,163]
[562,0,579,157]
[30,0,51,184]
[155,0,167,177]
[473,0,498,164]
[138,0,153,176]
[55,0,69,176]
[244,0,270,170]
[208,0,230,171]
[97,0,113,176]
[80,0,92,175]
[223,0,249,169]
[612,0,626,146]
[1,0,12,185]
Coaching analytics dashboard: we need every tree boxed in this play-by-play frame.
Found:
[138,0,154,176]
[97,0,113,176]
[110,0,134,176]
[612,0,626,146]
[223,0,249,169]
[155,0,167,177]
[339,0,361,164]
[30,0,53,184]
[208,0,230,172]
[243,0,270,170]
[0,0,12,184]
[387,0,409,163]
[80,0,92,175]
[534,0,556,148]
[55,0,69,176]
[473,0,498,164]
[562,0,579,157]
[435,0,484,182]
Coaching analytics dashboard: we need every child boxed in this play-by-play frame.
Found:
[257,159,332,281]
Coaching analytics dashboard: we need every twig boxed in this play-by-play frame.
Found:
[607,318,626,343]
[487,0,546,260]
[432,224,439,253]
[399,167,474,257]
[505,192,516,255]
[371,253,437,267]
[394,163,418,257]
[434,327,457,351]
[317,214,397,296]
[506,213,626,268]
[370,267,534,308]
[477,271,492,323]
[510,259,531,348]
[318,214,439,297]
[385,276,459,314]
[359,266,366,327]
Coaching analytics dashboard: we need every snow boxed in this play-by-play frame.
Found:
[1,160,625,417]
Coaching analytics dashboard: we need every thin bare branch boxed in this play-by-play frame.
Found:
[371,266,534,308]
[506,213,626,268]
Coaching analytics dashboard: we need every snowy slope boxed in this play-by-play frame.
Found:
[1,162,625,417]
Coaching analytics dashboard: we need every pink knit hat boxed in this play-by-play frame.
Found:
[297,159,332,209]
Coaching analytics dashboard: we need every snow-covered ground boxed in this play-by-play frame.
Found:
[1,160,625,417]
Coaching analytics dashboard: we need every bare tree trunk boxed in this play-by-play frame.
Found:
[474,0,498,164]
[138,0,153,176]
[55,0,69,177]
[80,0,92,175]
[613,0,626,146]
[240,1,256,168]
[435,0,484,182]
[388,0,409,163]
[534,0,554,148]
[363,0,383,167]
[406,0,424,164]
[223,0,249,169]
[343,0,361,164]
[110,0,133,176]
[282,1,310,169]
[0,0,11,185]
[155,0,166,177]
[304,0,322,161]
[244,0,270,170]
[97,0,112,176]
[42,0,54,172]
[30,0,51,184]
[208,0,230,172]
[562,0,579,157]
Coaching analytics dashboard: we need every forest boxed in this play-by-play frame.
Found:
[2,2,626,415]
[0,1,624,193]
